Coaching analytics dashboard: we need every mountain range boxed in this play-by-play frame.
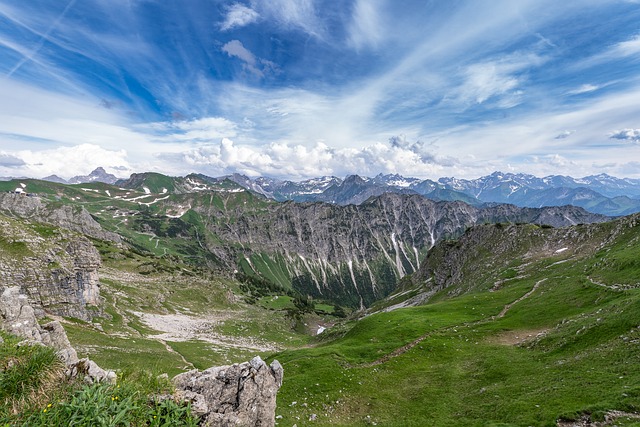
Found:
[2,168,640,425]
[0,173,608,309]
[217,171,640,216]
[33,169,640,216]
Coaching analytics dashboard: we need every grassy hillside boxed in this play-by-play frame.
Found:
[3,179,640,425]
[267,216,640,426]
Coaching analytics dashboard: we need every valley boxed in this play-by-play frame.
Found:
[1,176,639,426]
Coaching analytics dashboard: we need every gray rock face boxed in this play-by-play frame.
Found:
[0,286,43,342]
[0,193,121,243]
[187,192,608,306]
[0,214,103,320]
[173,356,284,427]
[0,286,115,383]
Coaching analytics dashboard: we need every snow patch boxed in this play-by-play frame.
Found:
[555,247,569,254]
[143,186,151,194]
[138,195,170,206]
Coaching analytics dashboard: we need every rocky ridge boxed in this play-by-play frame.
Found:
[184,192,608,306]
[409,213,640,302]
[0,285,283,425]
[0,212,103,320]
[0,193,121,243]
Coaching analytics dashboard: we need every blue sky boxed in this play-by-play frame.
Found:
[1,0,640,180]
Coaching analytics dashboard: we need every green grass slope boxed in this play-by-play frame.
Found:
[268,216,640,426]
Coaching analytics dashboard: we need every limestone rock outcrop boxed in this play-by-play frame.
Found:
[173,356,284,427]
[0,214,103,320]
[0,286,115,383]
[0,192,121,243]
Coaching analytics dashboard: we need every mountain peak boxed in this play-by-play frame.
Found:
[68,167,118,185]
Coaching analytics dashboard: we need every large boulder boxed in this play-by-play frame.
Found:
[173,356,284,427]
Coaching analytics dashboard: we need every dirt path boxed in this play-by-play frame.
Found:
[360,331,433,368]
[157,338,195,370]
[356,279,549,368]
[496,279,546,318]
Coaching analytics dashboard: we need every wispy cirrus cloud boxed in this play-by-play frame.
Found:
[442,52,545,110]
[220,3,260,31]
[567,84,600,95]
[250,0,322,38]
[347,0,385,50]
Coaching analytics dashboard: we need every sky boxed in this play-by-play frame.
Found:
[1,0,640,181]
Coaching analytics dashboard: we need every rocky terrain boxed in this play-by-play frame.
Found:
[0,285,283,426]
[0,211,103,320]
[0,193,121,243]
[1,173,640,426]
[180,192,607,307]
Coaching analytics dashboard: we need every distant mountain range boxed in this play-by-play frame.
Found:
[41,167,119,185]
[206,171,640,216]
[24,168,640,216]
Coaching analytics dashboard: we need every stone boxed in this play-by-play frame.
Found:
[0,287,43,341]
[0,214,105,321]
[41,320,79,366]
[68,358,117,384]
[173,355,284,427]
[0,286,115,384]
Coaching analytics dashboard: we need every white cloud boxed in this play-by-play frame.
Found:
[442,53,545,109]
[610,34,640,57]
[145,117,238,141]
[567,84,600,95]
[220,3,260,31]
[531,154,576,168]
[221,39,278,78]
[348,0,385,50]
[250,0,321,38]
[573,34,640,70]
[171,136,459,179]
[222,40,257,66]
[1,144,131,179]
[609,128,640,142]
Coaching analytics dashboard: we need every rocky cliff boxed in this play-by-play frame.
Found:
[182,193,608,307]
[0,213,103,320]
[0,193,121,243]
[410,213,640,300]
[0,286,283,425]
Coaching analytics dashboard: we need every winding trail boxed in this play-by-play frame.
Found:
[496,279,546,318]
[356,279,547,368]
[157,338,195,369]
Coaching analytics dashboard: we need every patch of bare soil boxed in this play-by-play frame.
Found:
[133,311,280,352]
[557,411,640,426]
[490,328,549,346]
